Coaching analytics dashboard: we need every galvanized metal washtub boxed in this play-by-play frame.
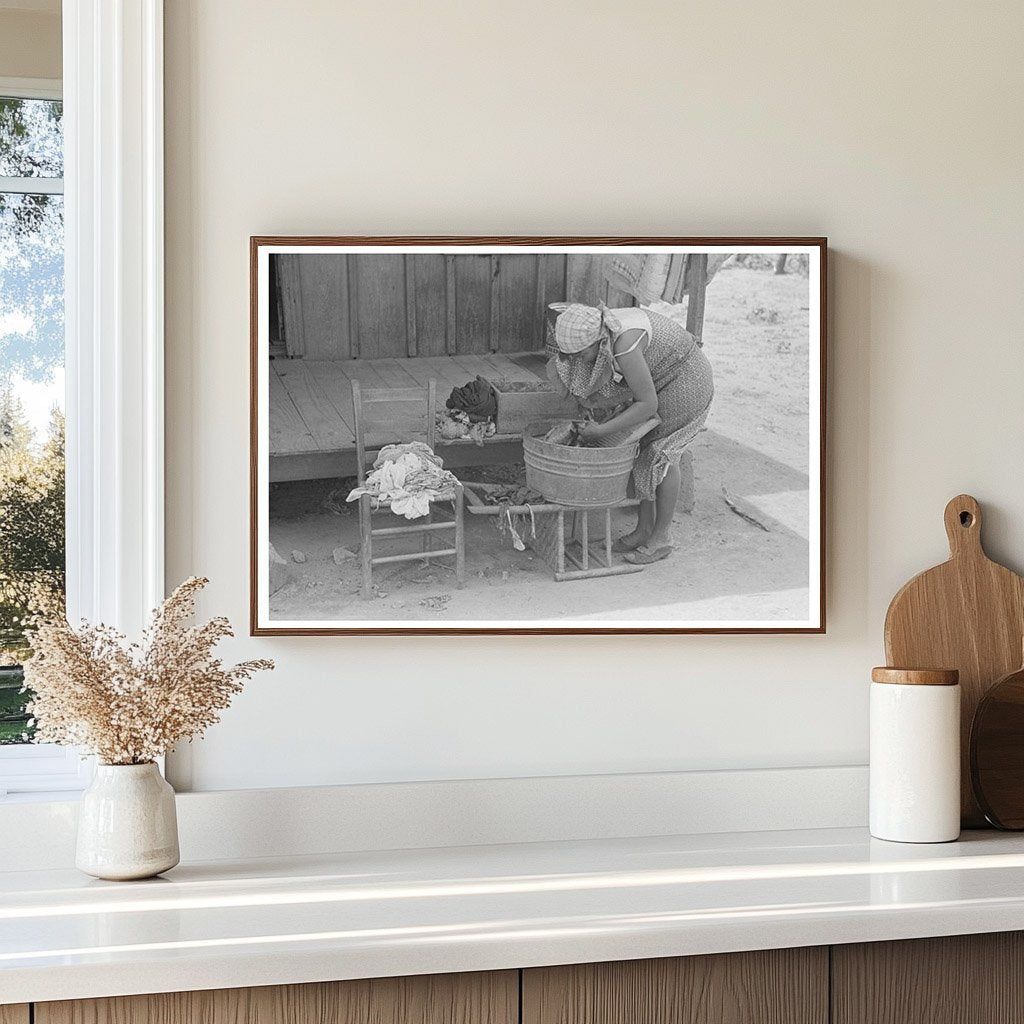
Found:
[523,421,639,507]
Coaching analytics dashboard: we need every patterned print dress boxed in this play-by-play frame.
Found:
[574,308,714,501]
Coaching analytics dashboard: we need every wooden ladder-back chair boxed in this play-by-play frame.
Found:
[351,379,465,600]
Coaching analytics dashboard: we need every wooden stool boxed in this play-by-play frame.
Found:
[463,488,643,583]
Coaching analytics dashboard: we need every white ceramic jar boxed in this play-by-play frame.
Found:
[870,667,961,843]
[76,762,180,880]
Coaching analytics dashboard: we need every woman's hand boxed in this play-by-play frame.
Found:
[575,419,606,443]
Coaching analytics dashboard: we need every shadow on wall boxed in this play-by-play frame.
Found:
[827,251,873,634]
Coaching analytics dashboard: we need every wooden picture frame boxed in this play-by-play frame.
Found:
[251,237,827,635]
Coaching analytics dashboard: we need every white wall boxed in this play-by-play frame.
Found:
[0,7,61,80]
[163,0,1024,791]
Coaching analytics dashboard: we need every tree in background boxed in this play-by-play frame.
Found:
[0,97,64,386]
[0,392,65,741]
[0,391,65,638]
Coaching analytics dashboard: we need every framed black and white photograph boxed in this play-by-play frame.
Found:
[250,237,826,635]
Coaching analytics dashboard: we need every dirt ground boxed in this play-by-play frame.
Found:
[268,264,813,624]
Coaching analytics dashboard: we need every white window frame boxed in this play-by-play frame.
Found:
[0,0,165,797]
[0,77,64,194]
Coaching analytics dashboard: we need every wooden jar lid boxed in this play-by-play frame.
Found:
[871,667,960,686]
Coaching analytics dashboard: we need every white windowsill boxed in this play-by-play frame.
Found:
[0,789,84,804]
[0,745,94,799]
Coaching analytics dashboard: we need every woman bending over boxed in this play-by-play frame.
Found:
[548,303,714,564]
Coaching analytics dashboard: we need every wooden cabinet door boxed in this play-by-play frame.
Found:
[832,932,1024,1024]
[522,948,828,1024]
[0,1007,30,1024]
[35,970,517,1024]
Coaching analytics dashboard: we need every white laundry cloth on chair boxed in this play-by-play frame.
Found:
[347,448,457,520]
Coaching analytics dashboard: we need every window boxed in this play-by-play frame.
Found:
[0,6,167,798]
[0,79,83,795]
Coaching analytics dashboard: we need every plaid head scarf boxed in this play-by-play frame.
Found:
[554,304,605,353]
[553,304,630,403]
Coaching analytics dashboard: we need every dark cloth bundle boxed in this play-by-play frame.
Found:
[446,376,497,422]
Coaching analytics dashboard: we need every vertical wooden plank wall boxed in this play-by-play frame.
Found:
[277,253,352,359]
[540,253,567,346]
[563,254,634,308]
[0,1007,29,1024]
[492,254,541,352]
[354,254,408,358]
[412,254,449,356]
[444,255,457,354]
[564,254,599,307]
[404,255,418,357]
[276,253,576,360]
[273,253,715,360]
[276,253,306,357]
[454,254,492,354]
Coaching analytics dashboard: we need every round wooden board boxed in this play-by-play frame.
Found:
[971,664,1024,829]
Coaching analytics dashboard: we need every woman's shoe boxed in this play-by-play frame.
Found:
[611,533,648,553]
[623,545,673,565]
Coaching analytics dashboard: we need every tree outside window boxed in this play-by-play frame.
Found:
[0,94,65,744]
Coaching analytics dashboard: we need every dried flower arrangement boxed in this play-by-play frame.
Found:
[23,577,273,765]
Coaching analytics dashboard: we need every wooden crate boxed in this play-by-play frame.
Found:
[492,379,575,435]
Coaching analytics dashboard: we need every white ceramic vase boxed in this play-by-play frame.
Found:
[76,762,180,880]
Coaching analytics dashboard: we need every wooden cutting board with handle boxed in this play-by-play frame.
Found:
[884,494,1024,826]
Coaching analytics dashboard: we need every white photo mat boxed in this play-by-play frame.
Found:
[250,238,825,635]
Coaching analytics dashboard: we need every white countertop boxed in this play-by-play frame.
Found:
[4,826,1024,1005]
